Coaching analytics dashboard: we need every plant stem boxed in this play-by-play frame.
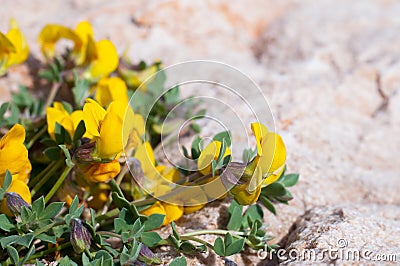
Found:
[96,231,121,238]
[26,126,48,150]
[42,82,60,115]
[28,242,71,260]
[44,164,73,203]
[34,221,65,237]
[182,229,246,237]
[181,236,214,250]
[29,160,57,188]
[31,159,64,196]
[108,179,124,198]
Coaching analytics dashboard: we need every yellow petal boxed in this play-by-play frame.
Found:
[134,142,155,177]
[230,183,261,206]
[258,132,286,175]
[38,24,82,59]
[0,124,31,183]
[263,164,285,186]
[163,203,183,225]
[87,40,118,79]
[5,25,29,67]
[95,77,129,107]
[0,179,31,216]
[251,122,269,156]
[97,111,123,159]
[140,201,166,224]
[83,98,106,137]
[197,141,231,175]
[79,159,120,183]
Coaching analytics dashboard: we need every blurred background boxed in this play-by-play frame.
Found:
[1,0,399,264]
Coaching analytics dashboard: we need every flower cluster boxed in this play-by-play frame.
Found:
[0,20,298,265]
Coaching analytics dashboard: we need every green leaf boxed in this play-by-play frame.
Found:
[16,233,34,248]
[7,103,19,125]
[281,173,299,187]
[3,170,12,190]
[213,237,225,256]
[72,72,89,107]
[224,233,233,246]
[0,102,10,117]
[147,70,166,96]
[73,120,86,142]
[7,246,19,265]
[143,214,165,231]
[31,196,45,216]
[169,256,187,266]
[171,221,180,241]
[44,146,61,160]
[259,196,276,215]
[11,85,33,108]
[0,214,14,232]
[111,192,146,223]
[227,205,243,231]
[262,182,287,197]
[242,204,263,229]
[54,122,66,144]
[61,101,73,114]
[41,202,64,219]
[191,136,202,159]
[141,231,162,247]
[36,233,57,244]
[0,235,18,248]
[191,123,201,133]
[164,86,180,105]
[213,131,232,147]
[225,238,245,256]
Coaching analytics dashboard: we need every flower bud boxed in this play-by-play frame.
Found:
[69,218,91,253]
[137,244,161,265]
[74,141,96,163]
[5,192,30,215]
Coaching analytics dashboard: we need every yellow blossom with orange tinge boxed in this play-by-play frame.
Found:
[0,19,29,76]
[0,124,32,216]
[38,21,118,80]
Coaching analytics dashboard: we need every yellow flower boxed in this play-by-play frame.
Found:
[197,140,231,175]
[0,124,31,216]
[250,122,286,177]
[0,179,31,216]
[228,123,286,205]
[83,99,134,160]
[119,63,159,90]
[46,102,86,141]
[77,159,120,183]
[38,24,81,59]
[141,201,183,226]
[38,21,118,80]
[0,19,29,75]
[0,124,31,184]
[93,77,129,107]
[230,183,261,206]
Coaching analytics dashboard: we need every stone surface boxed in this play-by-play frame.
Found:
[1,0,400,265]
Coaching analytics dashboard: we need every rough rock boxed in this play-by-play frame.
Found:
[278,204,400,265]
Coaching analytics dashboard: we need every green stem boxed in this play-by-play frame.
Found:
[44,164,73,203]
[26,126,48,150]
[19,244,35,265]
[108,179,124,198]
[181,236,214,250]
[34,221,65,237]
[29,160,57,188]
[96,231,121,238]
[28,242,71,260]
[42,82,60,115]
[182,229,246,237]
[31,159,64,196]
